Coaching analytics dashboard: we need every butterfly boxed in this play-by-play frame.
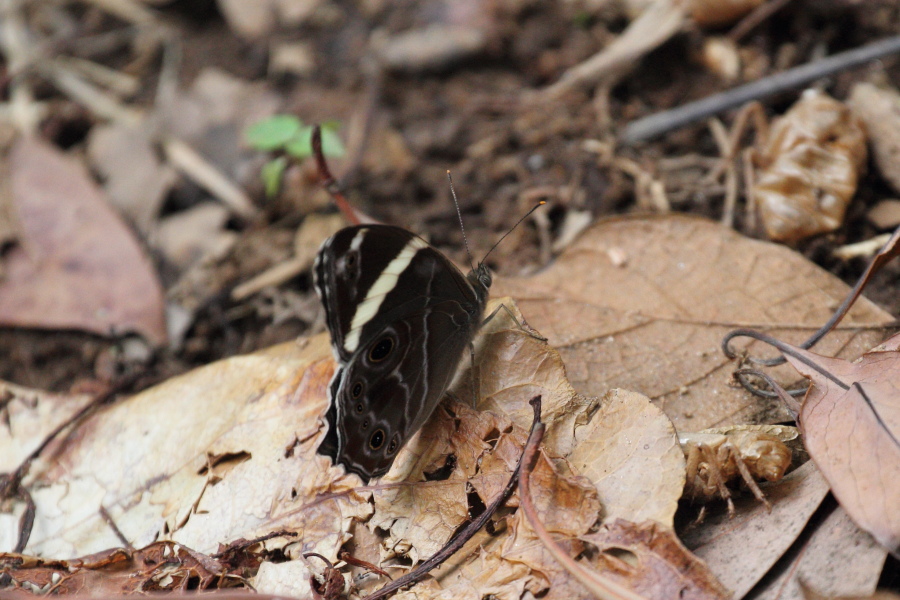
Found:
[313,224,491,481]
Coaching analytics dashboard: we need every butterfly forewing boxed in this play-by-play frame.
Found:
[314,225,489,481]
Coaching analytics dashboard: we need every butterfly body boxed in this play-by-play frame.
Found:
[313,225,491,481]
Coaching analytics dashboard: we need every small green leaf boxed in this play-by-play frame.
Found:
[284,126,314,159]
[320,126,346,157]
[245,115,302,151]
[284,124,346,159]
[261,156,288,198]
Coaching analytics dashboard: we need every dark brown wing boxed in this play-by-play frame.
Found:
[314,224,487,481]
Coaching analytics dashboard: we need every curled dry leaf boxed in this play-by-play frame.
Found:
[0,137,167,345]
[848,82,900,196]
[367,299,686,583]
[0,541,239,594]
[780,333,900,555]
[494,214,893,432]
[581,519,731,600]
[754,89,867,242]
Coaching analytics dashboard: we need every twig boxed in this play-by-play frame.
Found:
[518,417,644,600]
[0,0,44,134]
[163,137,260,222]
[360,395,544,600]
[83,0,159,27]
[621,33,900,144]
[39,59,142,124]
[728,0,793,42]
[540,0,686,98]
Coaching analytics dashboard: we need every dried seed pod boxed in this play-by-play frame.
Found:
[754,90,867,242]
[690,0,765,28]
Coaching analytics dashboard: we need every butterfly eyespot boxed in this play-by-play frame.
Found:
[362,418,370,429]
[368,337,394,362]
[387,434,401,455]
[351,382,363,398]
[369,429,385,450]
[355,403,364,413]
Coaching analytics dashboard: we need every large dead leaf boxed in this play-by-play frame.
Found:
[751,503,887,600]
[495,214,893,431]
[781,333,900,555]
[0,137,166,345]
[1,299,693,599]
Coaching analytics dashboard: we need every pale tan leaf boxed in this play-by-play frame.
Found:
[494,214,893,431]
[568,388,685,526]
[0,382,94,472]
[14,336,368,600]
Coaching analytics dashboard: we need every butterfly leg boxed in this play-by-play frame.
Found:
[467,342,479,409]
[481,303,547,342]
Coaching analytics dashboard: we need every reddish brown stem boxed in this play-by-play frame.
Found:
[311,125,360,226]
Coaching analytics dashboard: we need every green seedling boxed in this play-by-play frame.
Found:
[245,116,345,198]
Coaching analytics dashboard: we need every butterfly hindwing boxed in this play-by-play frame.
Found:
[314,225,489,481]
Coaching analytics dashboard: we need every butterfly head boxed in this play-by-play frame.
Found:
[468,262,492,303]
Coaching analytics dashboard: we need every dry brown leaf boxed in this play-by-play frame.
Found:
[754,90,867,242]
[581,519,731,600]
[848,83,900,196]
[496,214,892,432]
[681,461,832,598]
[753,503,887,600]
[0,137,167,345]
[781,335,900,555]
[496,452,604,600]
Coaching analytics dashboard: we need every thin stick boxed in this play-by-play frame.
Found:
[621,34,900,144]
[362,396,544,600]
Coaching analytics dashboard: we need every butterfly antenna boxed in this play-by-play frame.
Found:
[481,200,546,265]
[447,170,476,272]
